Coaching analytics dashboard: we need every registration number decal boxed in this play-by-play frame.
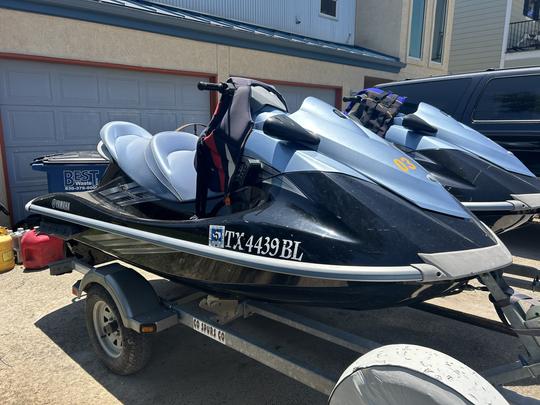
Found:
[209,225,304,261]
[192,317,226,344]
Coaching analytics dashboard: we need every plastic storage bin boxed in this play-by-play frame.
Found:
[31,151,108,192]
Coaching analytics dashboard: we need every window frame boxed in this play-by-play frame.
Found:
[430,0,448,64]
[472,74,540,124]
[408,0,427,60]
[320,0,338,19]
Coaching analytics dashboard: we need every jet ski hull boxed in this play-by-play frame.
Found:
[67,231,466,310]
[406,148,540,233]
[28,168,509,310]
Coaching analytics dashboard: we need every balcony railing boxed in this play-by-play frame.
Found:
[507,20,540,52]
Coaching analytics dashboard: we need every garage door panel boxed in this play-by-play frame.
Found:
[106,110,143,126]
[103,76,142,108]
[145,80,177,108]
[3,108,57,146]
[11,188,48,223]
[57,72,100,105]
[180,112,211,130]
[58,110,102,144]
[141,112,178,134]
[3,68,53,105]
[7,148,48,184]
[177,83,209,108]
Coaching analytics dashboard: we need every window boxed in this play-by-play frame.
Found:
[431,0,447,62]
[523,0,540,20]
[321,0,337,17]
[474,75,540,121]
[409,0,426,58]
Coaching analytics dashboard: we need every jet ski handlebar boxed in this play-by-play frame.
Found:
[342,95,362,103]
[197,81,233,94]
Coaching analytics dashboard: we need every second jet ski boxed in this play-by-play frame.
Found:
[345,87,540,233]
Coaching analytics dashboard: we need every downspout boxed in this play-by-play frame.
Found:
[500,0,512,68]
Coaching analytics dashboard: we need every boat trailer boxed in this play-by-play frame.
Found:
[51,259,540,403]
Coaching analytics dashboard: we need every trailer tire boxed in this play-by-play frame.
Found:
[85,286,152,375]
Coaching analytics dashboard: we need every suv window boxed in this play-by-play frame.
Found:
[380,78,471,115]
[474,75,540,121]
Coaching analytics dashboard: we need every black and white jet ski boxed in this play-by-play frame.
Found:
[26,78,511,310]
[345,87,540,234]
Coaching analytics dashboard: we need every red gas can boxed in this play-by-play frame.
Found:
[21,228,65,270]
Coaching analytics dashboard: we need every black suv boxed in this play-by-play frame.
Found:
[377,67,540,175]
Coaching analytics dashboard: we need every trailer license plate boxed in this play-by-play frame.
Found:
[192,317,226,344]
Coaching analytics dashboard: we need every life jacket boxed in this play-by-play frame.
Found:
[195,77,287,217]
[345,87,406,137]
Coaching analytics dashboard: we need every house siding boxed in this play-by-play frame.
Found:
[505,55,540,66]
[355,0,402,58]
[449,0,507,73]
[147,0,356,45]
[511,0,525,22]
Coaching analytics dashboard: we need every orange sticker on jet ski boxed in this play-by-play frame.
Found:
[393,157,416,172]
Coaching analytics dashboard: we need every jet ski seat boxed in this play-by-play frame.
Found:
[146,131,199,201]
[99,122,178,201]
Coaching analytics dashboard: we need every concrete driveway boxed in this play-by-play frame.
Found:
[0,224,539,404]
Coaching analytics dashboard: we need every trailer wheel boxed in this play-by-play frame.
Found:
[85,286,152,375]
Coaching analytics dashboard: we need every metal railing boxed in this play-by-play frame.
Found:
[507,20,540,52]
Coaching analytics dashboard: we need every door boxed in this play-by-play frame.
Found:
[0,59,211,222]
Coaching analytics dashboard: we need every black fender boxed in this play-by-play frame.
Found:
[76,263,177,333]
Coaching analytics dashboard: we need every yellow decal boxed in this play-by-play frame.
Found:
[393,157,417,172]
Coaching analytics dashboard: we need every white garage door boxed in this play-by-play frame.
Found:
[274,84,337,112]
[0,60,210,222]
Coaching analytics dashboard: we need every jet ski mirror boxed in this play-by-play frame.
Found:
[263,114,320,147]
[402,114,438,135]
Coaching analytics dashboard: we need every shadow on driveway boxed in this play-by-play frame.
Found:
[33,283,326,405]
[501,222,540,263]
[34,278,540,405]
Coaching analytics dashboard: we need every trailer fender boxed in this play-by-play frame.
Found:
[76,263,178,333]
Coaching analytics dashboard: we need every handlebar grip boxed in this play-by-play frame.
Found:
[197,81,227,92]
[342,96,359,102]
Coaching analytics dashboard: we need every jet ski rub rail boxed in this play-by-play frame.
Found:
[27,202,423,282]
[463,193,540,213]
[28,201,511,283]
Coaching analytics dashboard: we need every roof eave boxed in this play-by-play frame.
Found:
[0,0,404,73]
